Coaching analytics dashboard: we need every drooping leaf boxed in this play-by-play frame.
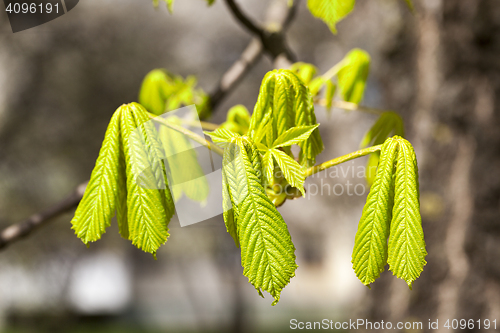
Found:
[337,49,370,104]
[160,116,209,203]
[388,137,427,288]
[121,103,175,257]
[352,137,398,286]
[221,138,297,304]
[72,103,176,256]
[272,125,319,149]
[71,111,123,244]
[271,149,305,196]
[307,0,355,34]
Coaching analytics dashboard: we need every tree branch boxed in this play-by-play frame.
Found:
[0,182,88,250]
[209,38,263,110]
[209,0,299,112]
[224,0,265,39]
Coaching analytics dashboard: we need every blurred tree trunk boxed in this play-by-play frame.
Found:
[364,0,500,331]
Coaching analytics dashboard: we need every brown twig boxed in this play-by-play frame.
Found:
[209,38,263,110]
[0,182,88,250]
[224,0,265,39]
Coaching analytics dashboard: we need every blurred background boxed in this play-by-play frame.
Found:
[0,0,499,332]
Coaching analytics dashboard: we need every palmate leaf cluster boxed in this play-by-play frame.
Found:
[219,136,298,306]
[72,0,428,302]
[352,136,426,288]
[204,70,323,304]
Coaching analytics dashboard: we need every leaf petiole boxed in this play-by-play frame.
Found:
[304,144,382,178]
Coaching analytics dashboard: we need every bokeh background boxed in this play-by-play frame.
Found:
[0,0,499,332]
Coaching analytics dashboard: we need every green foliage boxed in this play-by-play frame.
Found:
[272,125,319,149]
[361,112,405,185]
[219,105,251,135]
[204,127,240,147]
[75,64,426,304]
[337,49,370,104]
[271,149,305,196]
[352,138,397,286]
[388,138,427,288]
[67,0,433,307]
[307,0,355,34]
[324,80,337,113]
[352,136,426,288]
[139,69,210,118]
[71,111,123,244]
[218,135,298,305]
[71,103,174,257]
[248,69,324,167]
[159,116,209,203]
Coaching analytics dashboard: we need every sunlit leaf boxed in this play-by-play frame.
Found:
[307,0,355,34]
[337,49,370,104]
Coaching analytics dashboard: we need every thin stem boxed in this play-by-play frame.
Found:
[148,114,224,157]
[179,118,220,131]
[318,99,386,116]
[304,145,382,178]
[321,61,345,81]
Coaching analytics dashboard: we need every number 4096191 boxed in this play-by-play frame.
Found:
[5,2,59,14]
[443,319,496,330]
